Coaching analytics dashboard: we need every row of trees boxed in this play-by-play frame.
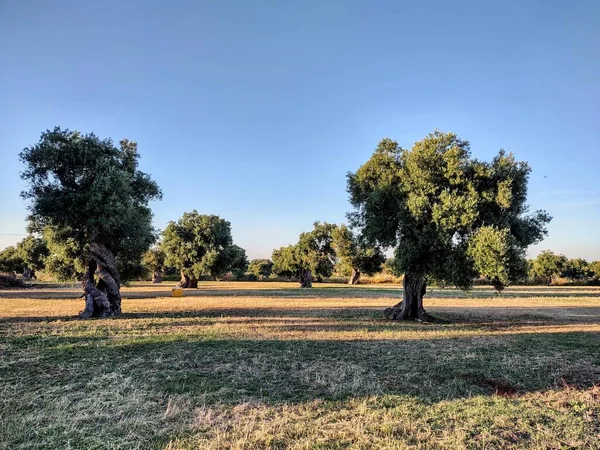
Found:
[9,126,568,320]
[529,250,600,285]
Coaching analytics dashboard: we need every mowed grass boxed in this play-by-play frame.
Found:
[1,283,599,449]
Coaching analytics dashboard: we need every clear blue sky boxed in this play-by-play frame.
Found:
[1,0,599,260]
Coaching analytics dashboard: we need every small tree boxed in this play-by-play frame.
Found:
[332,225,385,284]
[0,246,25,275]
[143,245,166,283]
[15,235,49,280]
[20,128,161,317]
[162,211,246,287]
[561,258,592,281]
[530,250,567,285]
[589,261,600,280]
[347,131,551,320]
[248,259,274,279]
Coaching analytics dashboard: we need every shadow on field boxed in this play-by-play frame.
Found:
[20,330,600,405]
[2,303,600,326]
[2,285,600,300]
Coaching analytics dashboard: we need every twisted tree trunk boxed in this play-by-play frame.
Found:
[79,243,121,319]
[383,272,432,321]
[22,268,35,281]
[299,269,312,288]
[179,270,198,288]
[348,268,361,285]
[152,268,162,283]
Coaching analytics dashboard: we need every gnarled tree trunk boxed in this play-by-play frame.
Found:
[79,243,121,319]
[22,267,35,281]
[299,269,312,288]
[152,268,162,283]
[383,272,432,321]
[348,268,360,285]
[179,270,198,288]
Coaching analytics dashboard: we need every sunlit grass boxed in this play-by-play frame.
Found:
[1,282,599,449]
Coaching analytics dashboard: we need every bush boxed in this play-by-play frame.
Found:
[0,273,25,289]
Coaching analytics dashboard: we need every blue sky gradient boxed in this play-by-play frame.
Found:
[1,0,599,260]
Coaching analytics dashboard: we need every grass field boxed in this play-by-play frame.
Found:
[1,282,599,449]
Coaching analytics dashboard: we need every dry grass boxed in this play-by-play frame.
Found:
[1,282,599,449]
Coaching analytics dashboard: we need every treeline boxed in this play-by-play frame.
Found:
[2,221,598,287]
[0,217,386,287]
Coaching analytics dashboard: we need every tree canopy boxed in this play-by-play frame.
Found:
[272,222,337,287]
[248,259,274,279]
[530,250,567,285]
[331,224,385,284]
[347,131,551,319]
[19,127,161,316]
[162,211,247,287]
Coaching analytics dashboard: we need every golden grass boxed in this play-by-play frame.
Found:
[1,282,599,449]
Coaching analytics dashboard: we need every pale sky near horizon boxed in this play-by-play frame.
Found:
[1,0,599,261]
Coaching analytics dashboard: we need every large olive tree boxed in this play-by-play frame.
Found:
[347,131,551,320]
[20,127,161,317]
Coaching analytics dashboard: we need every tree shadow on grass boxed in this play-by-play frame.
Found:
[29,331,600,404]
[3,299,600,406]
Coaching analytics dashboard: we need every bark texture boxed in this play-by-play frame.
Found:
[383,272,432,321]
[22,268,35,281]
[79,243,121,319]
[179,271,198,288]
[348,268,361,285]
[152,269,162,283]
[299,269,313,288]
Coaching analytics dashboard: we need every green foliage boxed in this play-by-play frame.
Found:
[162,211,247,279]
[272,222,338,281]
[248,259,274,278]
[561,258,592,281]
[15,235,49,272]
[331,225,385,276]
[143,245,166,272]
[19,128,162,281]
[589,261,600,279]
[271,245,301,278]
[530,250,567,284]
[0,246,25,273]
[347,131,551,289]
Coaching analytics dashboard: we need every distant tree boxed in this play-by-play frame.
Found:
[15,235,49,280]
[272,222,337,288]
[347,131,551,320]
[332,225,385,284]
[162,211,246,287]
[143,245,166,283]
[272,245,301,279]
[248,259,274,279]
[225,244,249,279]
[0,246,25,274]
[530,250,567,285]
[20,127,161,317]
[561,258,592,281]
[589,261,600,280]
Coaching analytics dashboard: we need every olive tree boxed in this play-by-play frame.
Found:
[347,131,550,320]
[162,211,247,287]
[143,245,166,283]
[530,250,567,285]
[20,127,161,317]
[272,222,337,288]
[332,225,385,284]
[15,235,49,280]
[248,259,274,279]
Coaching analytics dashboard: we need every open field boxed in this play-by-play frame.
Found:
[1,282,599,449]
